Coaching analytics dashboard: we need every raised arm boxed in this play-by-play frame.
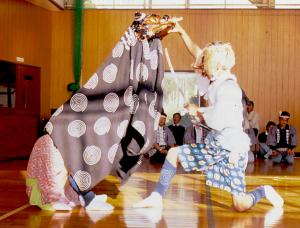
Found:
[173,22,202,59]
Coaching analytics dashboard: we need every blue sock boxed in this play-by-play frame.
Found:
[248,186,266,206]
[69,175,95,206]
[154,159,177,196]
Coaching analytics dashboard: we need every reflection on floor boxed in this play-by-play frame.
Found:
[0,158,299,227]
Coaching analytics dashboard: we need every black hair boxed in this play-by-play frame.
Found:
[173,112,181,119]
[248,100,254,106]
[266,121,276,128]
[161,112,167,117]
[280,111,290,118]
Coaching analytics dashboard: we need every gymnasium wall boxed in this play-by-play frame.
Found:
[79,10,300,143]
[1,1,299,150]
[53,9,300,152]
[0,0,52,117]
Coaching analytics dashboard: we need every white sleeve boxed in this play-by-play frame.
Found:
[252,113,260,130]
[199,81,243,131]
[197,76,210,96]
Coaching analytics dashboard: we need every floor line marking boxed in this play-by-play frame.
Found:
[0,204,31,221]
[205,184,215,228]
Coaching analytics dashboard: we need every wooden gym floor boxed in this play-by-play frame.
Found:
[0,158,299,227]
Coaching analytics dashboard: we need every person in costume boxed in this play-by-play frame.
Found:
[168,112,185,146]
[247,100,260,136]
[133,22,284,211]
[258,121,276,159]
[267,111,298,164]
[184,122,210,144]
[26,13,179,211]
[148,112,176,163]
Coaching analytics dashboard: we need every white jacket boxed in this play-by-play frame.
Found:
[200,71,250,164]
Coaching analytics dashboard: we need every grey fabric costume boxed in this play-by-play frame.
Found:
[184,124,210,144]
[154,126,176,147]
[267,124,298,149]
[45,27,164,192]
[266,124,297,164]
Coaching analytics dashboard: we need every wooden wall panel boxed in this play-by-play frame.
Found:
[49,10,74,109]
[1,4,299,150]
[77,9,300,151]
[0,0,51,117]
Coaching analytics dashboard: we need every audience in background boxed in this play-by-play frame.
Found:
[159,106,298,165]
[247,100,260,136]
[168,113,185,146]
[258,121,276,159]
[148,113,176,163]
[267,111,298,165]
[245,127,258,163]
[184,123,209,144]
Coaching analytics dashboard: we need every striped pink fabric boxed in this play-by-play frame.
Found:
[26,135,79,206]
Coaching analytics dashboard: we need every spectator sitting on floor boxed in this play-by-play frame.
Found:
[258,121,276,159]
[247,100,260,136]
[168,112,185,146]
[243,116,258,163]
[148,113,176,163]
[184,122,210,144]
[246,127,258,163]
[267,111,298,165]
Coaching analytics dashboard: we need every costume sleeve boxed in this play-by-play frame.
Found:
[266,126,277,150]
[166,127,176,146]
[183,125,195,144]
[199,80,243,131]
[251,113,260,130]
[246,128,258,145]
[290,126,298,149]
[154,130,159,144]
[258,132,266,143]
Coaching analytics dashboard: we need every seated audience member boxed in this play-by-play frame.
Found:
[245,127,258,163]
[184,123,210,144]
[148,113,176,163]
[258,121,276,159]
[243,116,258,163]
[168,112,185,146]
[267,111,298,165]
[247,100,260,136]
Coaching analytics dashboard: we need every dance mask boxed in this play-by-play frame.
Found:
[132,12,177,40]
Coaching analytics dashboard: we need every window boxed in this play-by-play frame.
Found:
[162,72,201,126]
[151,0,186,9]
[275,0,300,9]
[83,0,146,9]
[0,61,16,108]
[190,0,256,9]
[65,0,300,9]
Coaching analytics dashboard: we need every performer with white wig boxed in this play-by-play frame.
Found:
[133,22,284,211]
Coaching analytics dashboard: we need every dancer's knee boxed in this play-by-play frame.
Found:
[166,147,179,166]
[232,195,251,212]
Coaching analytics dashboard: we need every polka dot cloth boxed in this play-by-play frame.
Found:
[70,93,88,112]
[68,120,86,138]
[108,144,119,164]
[52,105,63,117]
[73,170,92,191]
[45,122,53,135]
[46,27,164,192]
[83,73,98,89]
[177,131,246,196]
[83,145,102,166]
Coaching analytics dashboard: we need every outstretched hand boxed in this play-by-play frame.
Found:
[184,103,200,116]
[168,17,184,34]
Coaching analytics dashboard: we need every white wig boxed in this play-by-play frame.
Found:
[202,42,235,76]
